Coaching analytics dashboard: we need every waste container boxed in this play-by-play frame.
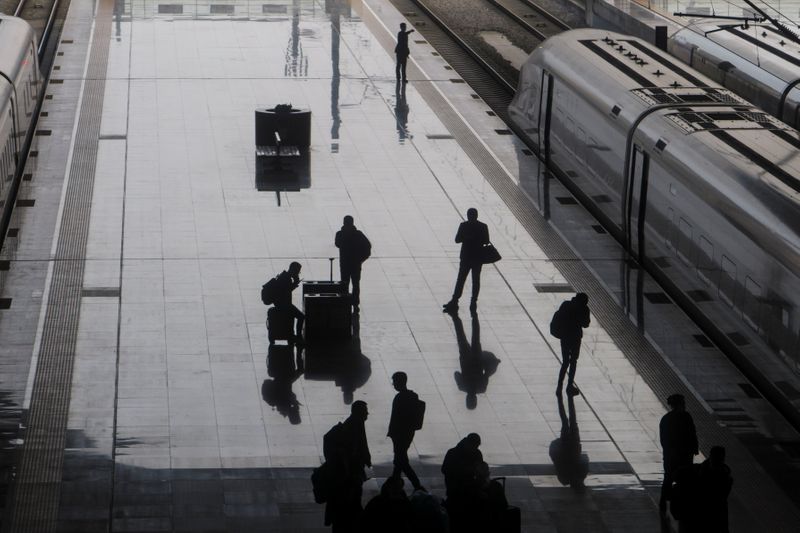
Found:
[255,107,312,153]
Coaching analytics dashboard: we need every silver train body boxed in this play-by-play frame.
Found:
[0,15,40,229]
[509,29,800,421]
[668,21,800,130]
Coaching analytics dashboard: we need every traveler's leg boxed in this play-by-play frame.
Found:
[452,262,470,301]
[351,264,361,306]
[340,263,350,294]
[556,339,570,393]
[566,341,580,393]
[392,437,421,489]
[395,55,402,80]
[470,263,482,310]
[401,56,408,81]
[291,305,305,338]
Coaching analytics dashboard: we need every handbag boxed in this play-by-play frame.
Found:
[480,243,502,264]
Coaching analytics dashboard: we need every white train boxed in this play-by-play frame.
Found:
[0,15,40,232]
[668,21,800,129]
[509,29,800,423]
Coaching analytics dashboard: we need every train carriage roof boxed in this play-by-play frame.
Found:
[521,29,800,265]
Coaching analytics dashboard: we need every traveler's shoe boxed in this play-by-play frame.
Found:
[442,300,458,313]
[566,384,580,396]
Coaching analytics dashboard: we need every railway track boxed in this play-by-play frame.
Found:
[485,0,570,41]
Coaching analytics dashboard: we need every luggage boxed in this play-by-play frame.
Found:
[311,462,333,503]
[302,258,352,343]
[267,306,294,343]
[304,293,351,342]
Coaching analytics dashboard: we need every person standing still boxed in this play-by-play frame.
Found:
[395,23,415,82]
[659,393,698,519]
[443,208,490,314]
[335,215,371,313]
[553,293,590,396]
[388,372,424,491]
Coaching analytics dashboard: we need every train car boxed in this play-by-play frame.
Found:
[509,29,800,424]
[0,15,40,232]
[669,22,800,129]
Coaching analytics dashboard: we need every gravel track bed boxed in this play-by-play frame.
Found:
[416,0,585,85]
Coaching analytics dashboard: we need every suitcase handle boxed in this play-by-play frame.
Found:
[329,257,334,282]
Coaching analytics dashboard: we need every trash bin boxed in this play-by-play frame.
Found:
[255,107,312,153]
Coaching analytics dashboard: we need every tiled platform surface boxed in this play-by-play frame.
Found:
[0,0,799,531]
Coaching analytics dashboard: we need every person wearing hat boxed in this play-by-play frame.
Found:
[659,394,698,519]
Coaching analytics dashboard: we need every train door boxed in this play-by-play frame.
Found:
[537,72,554,165]
[627,144,649,260]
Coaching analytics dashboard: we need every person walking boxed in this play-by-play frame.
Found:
[443,208,490,314]
[697,446,732,532]
[272,261,305,342]
[659,393,698,519]
[395,23,415,82]
[388,371,424,491]
[323,400,372,532]
[551,293,590,396]
[335,215,371,313]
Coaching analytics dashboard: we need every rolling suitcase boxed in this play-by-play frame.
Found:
[303,258,351,343]
[267,306,294,343]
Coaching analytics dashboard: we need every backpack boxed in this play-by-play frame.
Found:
[410,396,426,431]
[549,301,569,339]
[311,462,332,504]
[356,232,372,262]
[323,422,345,462]
[261,277,279,305]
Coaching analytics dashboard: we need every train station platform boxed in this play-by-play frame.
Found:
[0,0,799,531]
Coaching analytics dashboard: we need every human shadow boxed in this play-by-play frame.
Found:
[448,312,501,409]
[303,314,371,405]
[549,392,589,491]
[395,81,410,143]
[261,342,305,424]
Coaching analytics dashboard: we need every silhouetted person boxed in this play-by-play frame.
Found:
[472,461,508,530]
[443,208,490,314]
[450,313,500,409]
[549,392,589,491]
[361,476,412,533]
[388,371,424,490]
[273,261,305,341]
[323,401,372,532]
[409,488,449,533]
[395,82,410,142]
[553,292,590,396]
[697,446,732,532]
[395,23,414,82]
[659,393,698,519]
[335,215,371,313]
[442,433,483,501]
[261,343,304,424]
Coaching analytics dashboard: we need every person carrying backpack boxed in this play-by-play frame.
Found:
[323,401,372,532]
[551,293,590,396]
[335,215,371,313]
[265,262,305,343]
[388,371,425,491]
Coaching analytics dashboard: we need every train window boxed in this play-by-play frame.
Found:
[719,255,737,308]
[677,218,694,265]
[744,277,762,332]
[697,236,715,286]
[665,208,675,249]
